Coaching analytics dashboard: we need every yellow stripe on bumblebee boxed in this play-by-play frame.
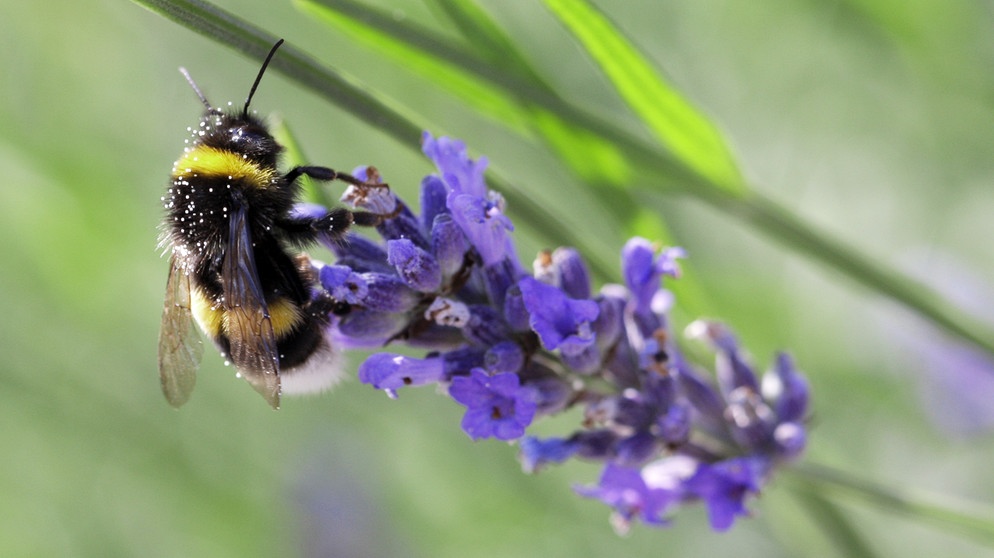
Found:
[171,145,277,189]
[191,285,305,342]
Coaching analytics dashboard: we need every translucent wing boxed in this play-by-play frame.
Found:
[158,253,203,407]
[223,200,281,408]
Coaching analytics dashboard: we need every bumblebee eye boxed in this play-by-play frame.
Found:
[239,124,272,142]
[224,124,279,163]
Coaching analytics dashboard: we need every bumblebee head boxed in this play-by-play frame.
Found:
[180,40,286,165]
[200,110,282,166]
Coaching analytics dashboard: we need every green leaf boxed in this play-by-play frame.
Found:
[527,107,630,185]
[288,1,699,193]
[270,117,329,206]
[296,0,632,186]
[294,0,530,135]
[424,0,634,187]
[426,0,575,102]
[426,0,541,80]
[543,0,746,195]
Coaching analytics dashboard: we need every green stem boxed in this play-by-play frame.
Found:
[793,488,881,558]
[787,461,994,547]
[681,187,994,357]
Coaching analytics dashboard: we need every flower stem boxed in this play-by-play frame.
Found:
[787,461,994,547]
[641,185,994,360]
[792,488,881,558]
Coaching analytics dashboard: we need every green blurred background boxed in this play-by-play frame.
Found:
[1,0,993,556]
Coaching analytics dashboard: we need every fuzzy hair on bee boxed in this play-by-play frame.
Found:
[158,39,386,409]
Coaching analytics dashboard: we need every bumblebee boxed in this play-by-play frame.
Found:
[158,39,383,409]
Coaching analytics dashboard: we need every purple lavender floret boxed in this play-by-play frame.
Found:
[518,276,599,356]
[449,369,537,441]
[683,457,768,531]
[421,132,513,266]
[574,462,678,531]
[307,132,811,533]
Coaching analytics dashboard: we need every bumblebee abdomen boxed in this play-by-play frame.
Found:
[190,288,303,340]
[189,285,329,370]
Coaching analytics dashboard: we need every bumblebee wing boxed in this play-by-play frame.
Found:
[158,254,203,407]
[223,200,281,409]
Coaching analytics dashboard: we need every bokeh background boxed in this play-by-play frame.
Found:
[1,0,993,556]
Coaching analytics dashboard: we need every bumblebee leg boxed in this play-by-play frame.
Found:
[281,207,389,242]
[283,207,394,249]
[307,291,352,317]
[313,207,356,238]
[284,166,388,189]
[351,211,385,227]
[283,165,337,183]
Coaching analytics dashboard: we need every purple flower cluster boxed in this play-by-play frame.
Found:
[310,132,810,533]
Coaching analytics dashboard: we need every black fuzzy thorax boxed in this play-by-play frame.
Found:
[165,109,299,282]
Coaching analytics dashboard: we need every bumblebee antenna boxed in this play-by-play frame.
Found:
[244,39,285,118]
[179,67,214,112]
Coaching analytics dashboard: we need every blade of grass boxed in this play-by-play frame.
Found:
[543,0,745,195]
[423,0,635,187]
[788,462,994,548]
[425,0,552,89]
[270,116,330,206]
[792,488,881,558]
[657,187,994,362]
[298,0,631,186]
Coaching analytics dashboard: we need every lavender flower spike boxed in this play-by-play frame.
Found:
[313,132,811,534]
